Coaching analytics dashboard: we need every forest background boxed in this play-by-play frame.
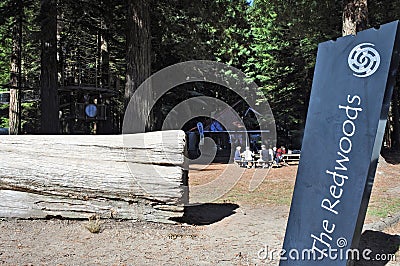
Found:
[0,0,399,150]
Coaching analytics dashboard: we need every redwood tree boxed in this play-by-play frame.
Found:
[8,0,23,134]
[125,0,151,106]
[124,0,151,132]
[391,88,400,149]
[342,0,368,36]
[40,0,59,133]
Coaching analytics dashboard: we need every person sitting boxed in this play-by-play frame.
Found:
[268,146,274,162]
[275,146,286,165]
[234,146,243,166]
[241,146,254,168]
[257,145,271,168]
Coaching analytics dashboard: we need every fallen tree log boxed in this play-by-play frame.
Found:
[0,130,188,223]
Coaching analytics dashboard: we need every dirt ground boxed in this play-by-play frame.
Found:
[0,157,399,265]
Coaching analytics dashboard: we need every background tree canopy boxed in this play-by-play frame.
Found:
[0,0,400,150]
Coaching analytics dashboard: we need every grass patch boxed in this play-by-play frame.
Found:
[367,198,400,218]
[215,180,294,206]
[84,216,102,233]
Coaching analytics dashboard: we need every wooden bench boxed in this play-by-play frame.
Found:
[282,153,301,165]
[235,159,273,168]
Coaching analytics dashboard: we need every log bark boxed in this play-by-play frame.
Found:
[0,130,188,223]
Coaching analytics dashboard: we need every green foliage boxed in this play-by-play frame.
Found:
[151,0,250,70]
[0,117,8,128]
[369,1,400,27]
[241,0,343,147]
[0,0,398,139]
[0,3,12,88]
[0,33,11,87]
[21,102,39,133]
[0,104,8,128]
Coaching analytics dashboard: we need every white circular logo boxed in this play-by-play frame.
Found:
[348,43,380,78]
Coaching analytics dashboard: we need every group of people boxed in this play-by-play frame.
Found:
[234,145,286,168]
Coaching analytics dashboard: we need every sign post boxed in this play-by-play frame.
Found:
[280,21,400,265]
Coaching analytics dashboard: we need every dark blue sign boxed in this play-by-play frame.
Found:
[280,21,400,265]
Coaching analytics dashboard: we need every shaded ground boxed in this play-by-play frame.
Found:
[172,203,239,225]
[0,157,398,265]
[356,229,400,266]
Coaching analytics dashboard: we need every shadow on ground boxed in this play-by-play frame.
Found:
[188,167,222,171]
[354,230,400,266]
[172,203,239,225]
[381,149,400,165]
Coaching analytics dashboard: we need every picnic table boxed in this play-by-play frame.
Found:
[281,153,301,165]
[235,152,301,168]
[235,154,273,168]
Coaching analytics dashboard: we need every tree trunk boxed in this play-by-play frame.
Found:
[57,10,65,86]
[342,0,368,36]
[100,26,110,88]
[8,1,23,135]
[391,87,400,149]
[124,0,151,113]
[0,130,188,223]
[40,0,59,134]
